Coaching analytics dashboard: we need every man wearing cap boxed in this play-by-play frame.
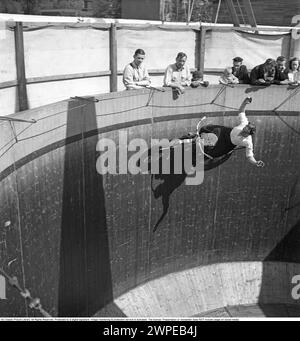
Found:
[232,57,250,84]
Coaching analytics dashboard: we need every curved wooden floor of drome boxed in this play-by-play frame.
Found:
[0,85,299,317]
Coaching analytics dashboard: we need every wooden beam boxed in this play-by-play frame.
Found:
[204,67,254,74]
[202,25,292,32]
[288,33,295,60]
[198,27,206,77]
[242,0,257,28]
[26,71,111,85]
[0,80,18,90]
[160,0,165,22]
[117,23,199,31]
[204,68,225,74]
[195,30,201,71]
[117,68,197,76]
[14,22,28,111]
[0,69,198,90]
[109,23,118,93]
[225,0,240,27]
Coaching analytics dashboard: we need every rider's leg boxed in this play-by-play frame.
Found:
[238,97,252,112]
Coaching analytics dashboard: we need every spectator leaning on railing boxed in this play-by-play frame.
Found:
[250,58,276,86]
[190,71,209,88]
[163,52,192,94]
[287,57,300,85]
[219,67,239,85]
[123,49,151,90]
[231,57,250,84]
[273,56,289,85]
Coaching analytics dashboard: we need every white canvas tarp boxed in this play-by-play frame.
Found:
[204,29,291,83]
[0,87,18,116]
[0,23,18,115]
[292,36,300,57]
[0,23,17,82]
[117,26,197,77]
[205,30,290,69]
[24,26,110,78]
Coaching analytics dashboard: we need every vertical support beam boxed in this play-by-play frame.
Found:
[288,31,295,60]
[195,30,200,71]
[198,26,206,78]
[0,275,6,299]
[109,23,118,93]
[242,0,257,28]
[160,0,165,22]
[14,22,28,111]
[225,0,240,27]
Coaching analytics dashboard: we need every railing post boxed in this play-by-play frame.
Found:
[288,31,295,61]
[198,26,206,77]
[14,22,28,112]
[109,23,118,93]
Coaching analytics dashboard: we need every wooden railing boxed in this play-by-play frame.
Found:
[0,16,298,113]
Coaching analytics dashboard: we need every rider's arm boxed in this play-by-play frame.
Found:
[238,112,249,125]
[245,140,264,167]
[247,156,264,167]
[247,155,259,165]
[234,111,250,130]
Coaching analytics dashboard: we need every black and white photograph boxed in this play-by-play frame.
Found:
[0,0,300,324]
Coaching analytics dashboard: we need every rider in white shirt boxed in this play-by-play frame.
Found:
[199,97,264,167]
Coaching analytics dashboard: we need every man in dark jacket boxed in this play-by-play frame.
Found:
[274,56,289,85]
[232,57,250,84]
[250,58,276,85]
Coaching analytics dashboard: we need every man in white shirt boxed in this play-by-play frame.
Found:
[199,97,264,167]
[123,49,151,90]
[164,52,191,94]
